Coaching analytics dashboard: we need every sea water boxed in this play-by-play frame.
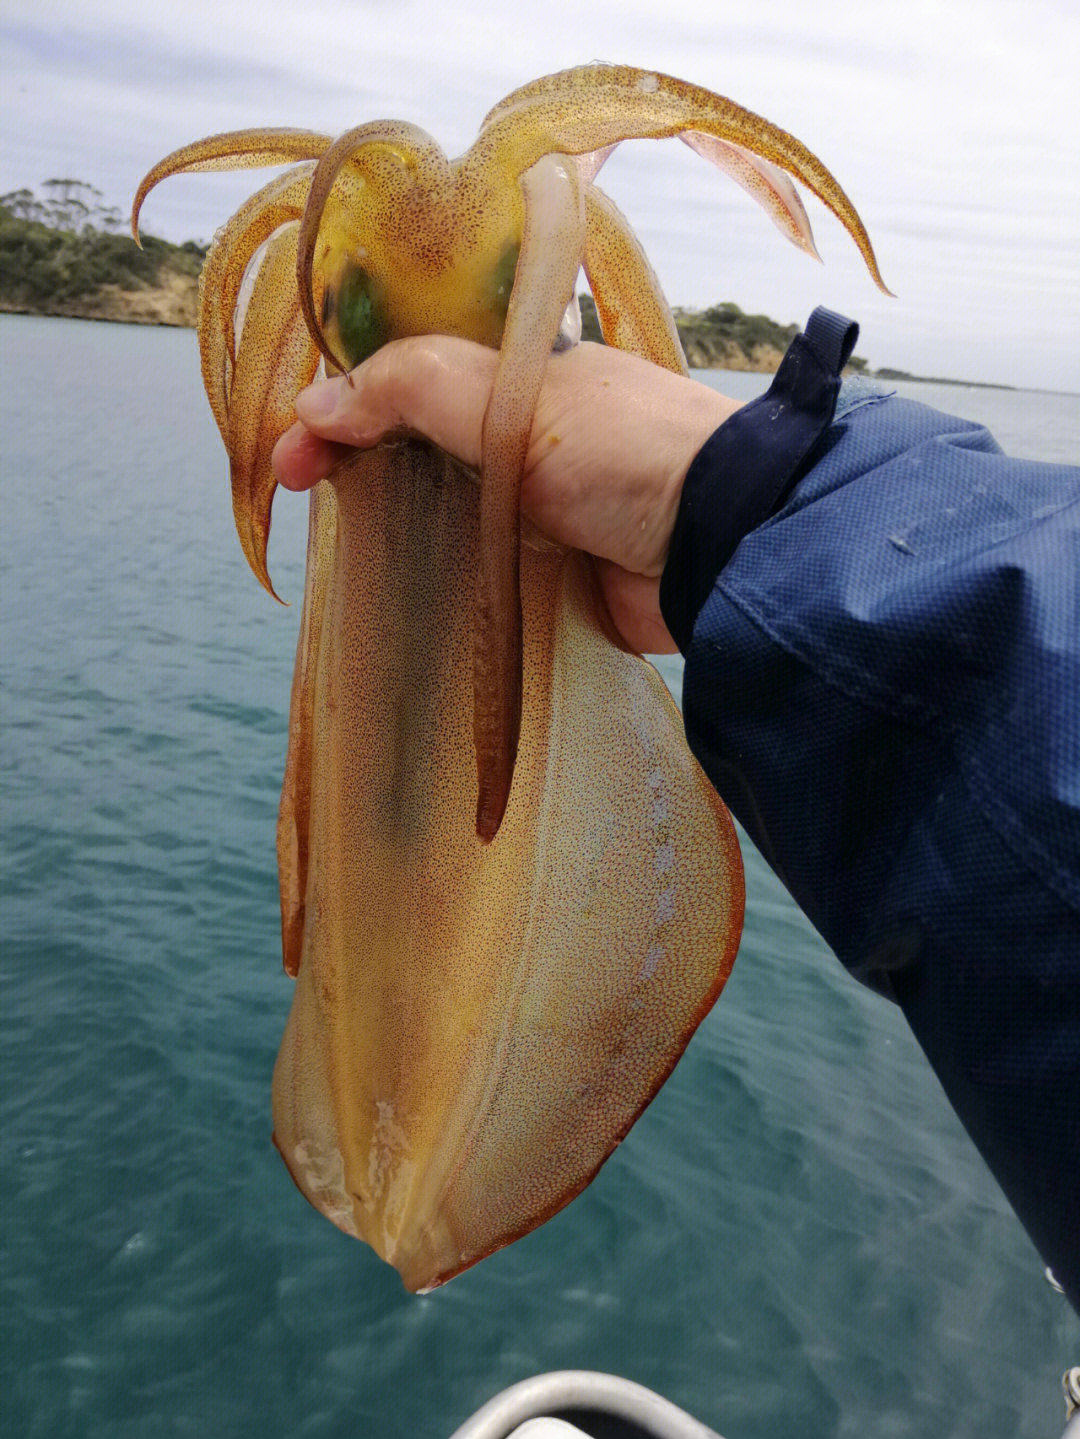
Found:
[2,313,1077,1438]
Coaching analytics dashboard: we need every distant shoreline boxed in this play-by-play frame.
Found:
[0,193,1028,392]
[869,367,1015,392]
[0,283,197,329]
[0,300,1022,392]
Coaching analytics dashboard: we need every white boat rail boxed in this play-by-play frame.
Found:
[446,1370,724,1439]
[447,1367,1080,1439]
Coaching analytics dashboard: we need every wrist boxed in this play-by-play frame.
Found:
[648,385,742,576]
[658,307,859,653]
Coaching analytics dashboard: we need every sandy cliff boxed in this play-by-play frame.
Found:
[680,337,787,372]
[2,272,198,327]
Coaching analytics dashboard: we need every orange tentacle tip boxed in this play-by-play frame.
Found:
[136,66,892,1289]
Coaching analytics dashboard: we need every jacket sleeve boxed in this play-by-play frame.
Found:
[659,308,1080,1309]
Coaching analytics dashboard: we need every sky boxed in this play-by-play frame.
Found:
[3,0,1078,390]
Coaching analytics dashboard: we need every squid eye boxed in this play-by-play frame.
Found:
[323,262,388,368]
[488,242,519,319]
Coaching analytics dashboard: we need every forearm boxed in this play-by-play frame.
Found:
[660,316,1080,1306]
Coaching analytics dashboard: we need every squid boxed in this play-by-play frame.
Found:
[133,65,888,1292]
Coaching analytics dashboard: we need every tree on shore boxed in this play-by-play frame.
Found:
[0,180,124,236]
[0,180,206,310]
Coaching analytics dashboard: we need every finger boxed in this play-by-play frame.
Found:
[291,336,497,471]
[272,422,355,491]
[596,561,677,655]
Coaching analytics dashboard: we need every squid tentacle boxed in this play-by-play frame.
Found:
[131,128,331,243]
[226,221,321,599]
[472,64,891,295]
[582,185,687,375]
[679,132,820,259]
[474,154,587,841]
[197,165,316,443]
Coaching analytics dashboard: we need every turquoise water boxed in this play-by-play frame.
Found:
[2,313,1076,1437]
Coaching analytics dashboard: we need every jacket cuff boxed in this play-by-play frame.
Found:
[659,306,859,653]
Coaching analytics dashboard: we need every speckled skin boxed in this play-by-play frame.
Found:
[132,65,886,1289]
[272,443,743,1289]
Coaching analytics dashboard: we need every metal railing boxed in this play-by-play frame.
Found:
[447,1367,1080,1439]
[447,1371,724,1439]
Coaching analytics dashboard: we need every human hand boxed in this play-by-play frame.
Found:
[271,337,741,653]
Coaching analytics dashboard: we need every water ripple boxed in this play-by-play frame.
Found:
[2,316,1075,1439]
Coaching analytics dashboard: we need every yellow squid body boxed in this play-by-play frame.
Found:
[133,65,888,1291]
[274,449,742,1289]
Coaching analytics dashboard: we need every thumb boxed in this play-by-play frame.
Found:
[273,336,497,491]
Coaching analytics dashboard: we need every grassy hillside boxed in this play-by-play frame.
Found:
[580,293,868,373]
[0,182,204,324]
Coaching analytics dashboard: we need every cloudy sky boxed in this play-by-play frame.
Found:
[3,0,1078,390]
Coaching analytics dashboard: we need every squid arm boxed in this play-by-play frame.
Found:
[474,155,586,839]
[198,165,317,447]
[581,185,687,374]
[295,121,452,376]
[482,76,819,262]
[134,132,332,598]
[130,128,331,244]
[472,64,892,295]
[679,132,820,259]
[225,221,321,600]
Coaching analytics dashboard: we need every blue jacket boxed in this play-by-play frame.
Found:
[659,309,1080,1310]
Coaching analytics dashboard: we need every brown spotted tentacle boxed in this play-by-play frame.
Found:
[226,222,320,598]
[473,65,891,294]
[197,165,316,443]
[474,154,586,840]
[131,128,331,243]
[582,185,687,374]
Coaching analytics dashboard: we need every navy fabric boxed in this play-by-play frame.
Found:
[661,306,859,651]
[660,315,1080,1308]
